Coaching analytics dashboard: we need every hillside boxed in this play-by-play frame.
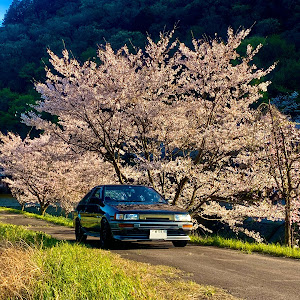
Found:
[0,0,299,135]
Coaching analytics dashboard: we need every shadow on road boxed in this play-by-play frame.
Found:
[83,239,173,250]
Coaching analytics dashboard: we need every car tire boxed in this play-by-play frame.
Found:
[172,240,188,247]
[100,218,113,249]
[75,220,87,243]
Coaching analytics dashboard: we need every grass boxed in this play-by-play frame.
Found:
[190,235,300,259]
[34,243,212,300]
[0,222,59,248]
[0,222,236,300]
[0,206,73,227]
[0,245,39,299]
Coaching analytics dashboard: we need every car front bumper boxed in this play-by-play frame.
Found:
[110,220,192,242]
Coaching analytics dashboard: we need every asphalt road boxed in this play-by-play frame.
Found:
[1,212,300,300]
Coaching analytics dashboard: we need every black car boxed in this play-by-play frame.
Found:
[73,185,193,248]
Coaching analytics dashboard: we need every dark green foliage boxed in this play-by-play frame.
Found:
[0,0,299,135]
[238,35,300,97]
[0,88,38,136]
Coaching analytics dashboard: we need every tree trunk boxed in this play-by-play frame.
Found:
[111,158,126,184]
[172,177,189,205]
[147,169,156,189]
[141,137,155,188]
[40,205,48,216]
[284,196,292,247]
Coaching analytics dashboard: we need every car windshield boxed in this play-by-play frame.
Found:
[104,186,166,204]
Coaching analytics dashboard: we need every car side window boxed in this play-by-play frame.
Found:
[88,187,103,204]
[76,191,92,211]
[79,191,92,205]
[93,188,103,200]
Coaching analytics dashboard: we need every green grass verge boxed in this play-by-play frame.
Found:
[0,221,59,248]
[0,222,235,300]
[0,206,73,227]
[190,235,300,259]
[34,243,206,300]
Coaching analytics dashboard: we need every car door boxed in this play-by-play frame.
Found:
[82,187,104,232]
[76,190,92,230]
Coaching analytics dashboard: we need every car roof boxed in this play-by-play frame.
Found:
[94,184,151,188]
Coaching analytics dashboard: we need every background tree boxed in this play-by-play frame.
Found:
[0,133,116,214]
[256,104,300,246]
[22,31,180,184]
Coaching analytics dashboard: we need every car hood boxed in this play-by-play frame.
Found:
[111,203,187,213]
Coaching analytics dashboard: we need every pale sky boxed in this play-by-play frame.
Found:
[0,0,13,24]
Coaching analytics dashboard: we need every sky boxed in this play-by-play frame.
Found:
[0,0,13,24]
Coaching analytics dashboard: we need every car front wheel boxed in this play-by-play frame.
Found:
[100,218,113,249]
[75,220,87,243]
[172,240,188,247]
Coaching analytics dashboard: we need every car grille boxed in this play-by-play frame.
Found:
[139,214,173,221]
[145,217,170,221]
[139,223,178,229]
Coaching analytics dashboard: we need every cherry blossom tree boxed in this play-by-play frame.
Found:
[255,104,300,246]
[22,31,179,184]
[0,133,115,215]
[7,185,33,211]
[124,28,278,239]
[165,28,275,203]
[21,27,284,241]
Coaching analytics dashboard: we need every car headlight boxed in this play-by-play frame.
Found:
[174,214,192,222]
[115,213,139,220]
[124,214,139,220]
[115,214,124,220]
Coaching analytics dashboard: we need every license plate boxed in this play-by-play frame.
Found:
[149,230,167,240]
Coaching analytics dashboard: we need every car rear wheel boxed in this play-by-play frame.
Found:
[100,218,113,249]
[172,240,188,247]
[75,220,87,243]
